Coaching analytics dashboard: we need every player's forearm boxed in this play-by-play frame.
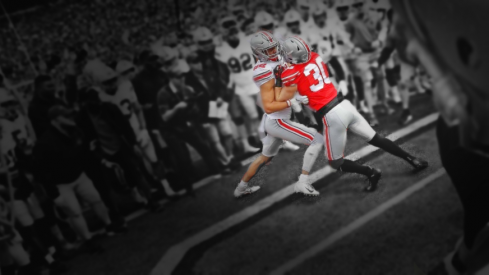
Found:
[262,101,290,114]
[275,86,297,102]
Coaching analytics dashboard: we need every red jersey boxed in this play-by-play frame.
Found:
[281,52,337,111]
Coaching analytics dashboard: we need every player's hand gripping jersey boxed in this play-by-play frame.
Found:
[252,59,292,120]
[281,52,337,111]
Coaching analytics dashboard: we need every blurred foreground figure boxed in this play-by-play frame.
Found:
[390,1,489,274]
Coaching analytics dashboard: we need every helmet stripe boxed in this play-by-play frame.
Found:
[294,36,311,53]
[262,31,274,42]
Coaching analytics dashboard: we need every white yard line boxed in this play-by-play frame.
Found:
[270,168,446,275]
[149,113,439,275]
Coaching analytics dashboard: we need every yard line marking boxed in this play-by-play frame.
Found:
[149,113,438,275]
[270,168,446,275]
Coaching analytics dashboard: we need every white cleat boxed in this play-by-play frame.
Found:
[234,185,260,198]
[281,140,300,151]
[294,180,319,196]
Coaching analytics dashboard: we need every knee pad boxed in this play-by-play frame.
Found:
[329,158,345,170]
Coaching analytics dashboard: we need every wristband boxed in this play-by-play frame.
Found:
[275,78,283,88]
[286,100,291,107]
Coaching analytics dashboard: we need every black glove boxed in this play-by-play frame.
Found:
[273,65,284,87]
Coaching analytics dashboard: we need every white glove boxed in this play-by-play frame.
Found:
[294,94,309,105]
[137,129,150,147]
[287,98,302,112]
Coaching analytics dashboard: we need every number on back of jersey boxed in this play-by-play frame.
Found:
[227,53,252,73]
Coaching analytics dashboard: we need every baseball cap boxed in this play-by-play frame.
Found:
[192,27,213,43]
[83,60,118,83]
[167,59,190,76]
[116,60,135,74]
[254,11,274,27]
[284,9,302,24]
[154,46,179,63]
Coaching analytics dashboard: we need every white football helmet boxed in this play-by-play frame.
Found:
[250,31,282,62]
[282,36,312,64]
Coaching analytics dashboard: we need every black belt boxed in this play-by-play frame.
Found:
[317,96,340,118]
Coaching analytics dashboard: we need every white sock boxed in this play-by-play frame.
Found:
[238,180,248,189]
[299,174,309,182]
[302,142,323,172]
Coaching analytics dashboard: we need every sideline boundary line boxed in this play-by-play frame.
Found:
[149,113,438,275]
[270,168,446,275]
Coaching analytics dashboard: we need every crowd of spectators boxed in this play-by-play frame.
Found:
[0,0,432,273]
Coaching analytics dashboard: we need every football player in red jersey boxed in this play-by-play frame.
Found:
[277,35,428,191]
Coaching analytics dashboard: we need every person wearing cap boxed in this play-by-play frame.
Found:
[185,51,236,172]
[32,104,113,250]
[192,26,236,156]
[80,61,168,210]
[254,10,277,32]
[115,59,175,196]
[157,58,223,180]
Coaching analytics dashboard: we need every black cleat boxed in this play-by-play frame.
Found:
[407,157,429,170]
[364,167,381,192]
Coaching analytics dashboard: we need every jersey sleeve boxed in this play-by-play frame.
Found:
[282,66,300,87]
[252,63,274,87]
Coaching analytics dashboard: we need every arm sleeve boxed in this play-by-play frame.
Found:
[282,68,300,87]
[252,65,274,88]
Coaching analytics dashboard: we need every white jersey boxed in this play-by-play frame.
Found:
[215,32,258,96]
[252,58,292,120]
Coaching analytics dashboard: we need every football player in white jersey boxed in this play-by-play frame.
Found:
[215,16,261,154]
[233,30,325,198]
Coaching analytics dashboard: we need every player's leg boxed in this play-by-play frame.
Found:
[239,93,262,147]
[398,60,415,125]
[323,105,382,192]
[341,100,428,169]
[265,118,324,196]
[234,135,282,198]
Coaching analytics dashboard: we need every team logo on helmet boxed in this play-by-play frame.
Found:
[282,36,312,64]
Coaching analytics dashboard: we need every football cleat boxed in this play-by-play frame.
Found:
[294,179,319,196]
[234,185,260,198]
[406,157,429,170]
[364,167,381,192]
[281,140,300,151]
[398,110,413,125]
